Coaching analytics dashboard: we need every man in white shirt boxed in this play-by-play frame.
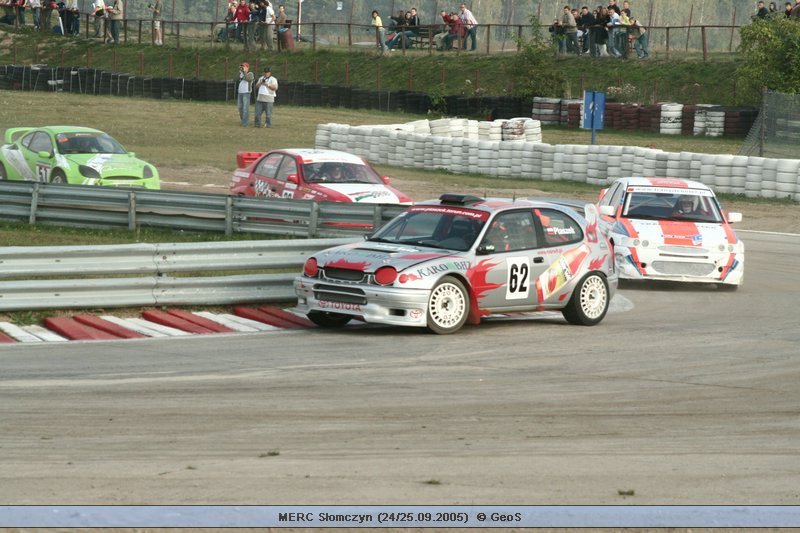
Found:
[262,0,275,50]
[254,66,278,128]
[459,3,478,51]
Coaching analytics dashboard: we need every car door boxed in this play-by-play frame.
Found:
[251,152,284,197]
[22,132,57,183]
[475,209,552,311]
[274,154,300,199]
[532,207,590,307]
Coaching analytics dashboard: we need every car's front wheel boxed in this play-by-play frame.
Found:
[426,276,469,334]
[49,170,67,184]
[307,311,352,328]
[561,272,609,326]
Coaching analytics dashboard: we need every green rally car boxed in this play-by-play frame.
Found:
[0,126,160,189]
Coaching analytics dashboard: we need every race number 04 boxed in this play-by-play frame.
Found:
[505,256,530,300]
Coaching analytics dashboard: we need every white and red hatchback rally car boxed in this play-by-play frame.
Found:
[596,177,744,288]
[229,148,412,205]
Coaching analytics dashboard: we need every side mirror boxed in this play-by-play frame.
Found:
[476,243,496,255]
[599,205,616,217]
[37,150,52,159]
[286,173,299,184]
[381,176,391,185]
[727,212,742,224]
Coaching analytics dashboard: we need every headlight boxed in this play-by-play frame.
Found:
[143,165,154,179]
[374,266,398,286]
[78,165,101,180]
[303,258,318,277]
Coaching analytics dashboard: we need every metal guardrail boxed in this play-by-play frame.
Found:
[0,181,406,237]
[0,238,358,311]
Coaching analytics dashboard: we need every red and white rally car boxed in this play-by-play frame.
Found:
[229,148,412,204]
[596,177,744,288]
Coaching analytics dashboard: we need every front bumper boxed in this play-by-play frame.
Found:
[294,276,432,328]
[615,245,744,285]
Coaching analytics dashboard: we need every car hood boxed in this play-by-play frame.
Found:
[317,183,408,204]
[618,218,739,247]
[316,241,463,272]
[64,153,148,174]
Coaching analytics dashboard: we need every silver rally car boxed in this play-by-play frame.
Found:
[294,194,618,334]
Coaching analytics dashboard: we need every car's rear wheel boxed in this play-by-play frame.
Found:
[426,276,469,334]
[0,162,7,180]
[49,170,67,184]
[561,272,609,326]
[307,311,352,328]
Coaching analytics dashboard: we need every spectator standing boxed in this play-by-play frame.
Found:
[26,0,41,31]
[577,5,595,54]
[148,0,162,45]
[606,6,621,57]
[91,0,105,37]
[237,62,254,127]
[247,2,259,50]
[15,0,25,26]
[261,0,275,51]
[560,5,579,54]
[276,3,291,50]
[608,0,621,14]
[785,2,792,16]
[459,3,478,51]
[621,0,631,17]
[629,17,648,59]
[372,10,387,54]
[433,10,451,50]
[234,0,250,47]
[793,0,800,18]
[254,66,278,128]
[64,0,78,35]
[593,6,610,57]
[41,0,53,31]
[108,0,122,44]
[755,0,769,17]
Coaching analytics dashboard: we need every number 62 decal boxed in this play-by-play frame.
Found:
[505,256,530,300]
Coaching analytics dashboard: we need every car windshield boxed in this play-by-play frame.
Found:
[303,161,383,185]
[370,205,489,252]
[56,132,127,155]
[622,190,723,223]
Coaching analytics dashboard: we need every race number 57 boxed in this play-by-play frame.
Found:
[505,256,530,300]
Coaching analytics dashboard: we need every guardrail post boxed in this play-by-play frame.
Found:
[309,201,320,238]
[29,183,40,225]
[128,191,137,230]
[372,204,382,232]
[225,196,233,236]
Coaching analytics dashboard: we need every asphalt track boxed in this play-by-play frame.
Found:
[0,231,798,505]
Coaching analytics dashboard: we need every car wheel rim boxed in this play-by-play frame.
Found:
[429,282,466,329]
[580,276,607,319]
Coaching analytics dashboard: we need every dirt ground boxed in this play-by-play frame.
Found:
[160,165,800,234]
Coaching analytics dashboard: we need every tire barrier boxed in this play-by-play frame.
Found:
[317,120,799,200]
[529,95,756,137]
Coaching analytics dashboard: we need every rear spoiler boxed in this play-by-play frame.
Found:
[236,151,265,169]
[4,127,34,144]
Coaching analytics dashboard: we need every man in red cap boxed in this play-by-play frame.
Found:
[237,62,254,127]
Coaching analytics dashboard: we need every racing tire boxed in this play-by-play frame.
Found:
[426,276,469,335]
[561,272,609,326]
[307,311,352,328]
[49,170,67,184]
[0,162,6,180]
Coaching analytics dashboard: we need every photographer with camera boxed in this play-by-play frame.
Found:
[254,66,278,128]
[147,0,162,45]
[237,62,254,127]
